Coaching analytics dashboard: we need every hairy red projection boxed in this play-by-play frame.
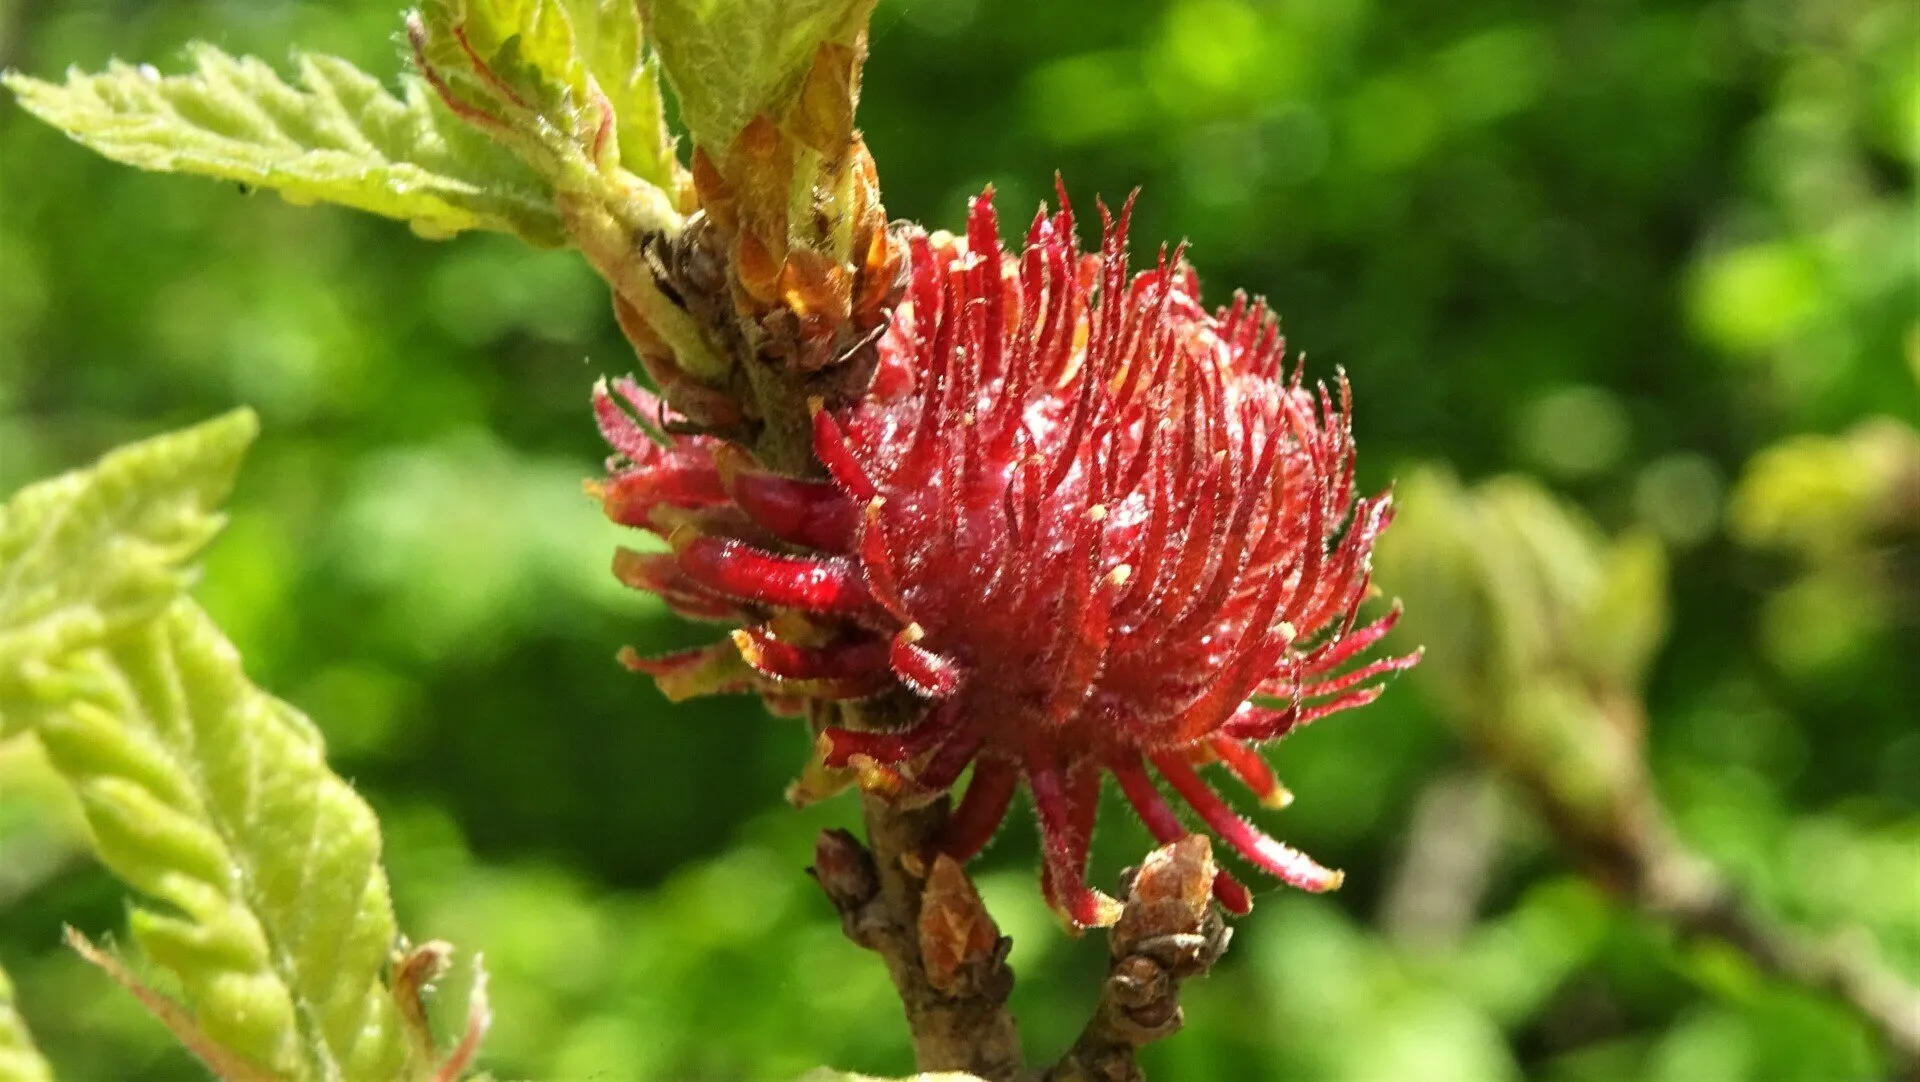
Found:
[593,187,1418,927]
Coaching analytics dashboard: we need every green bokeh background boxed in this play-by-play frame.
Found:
[1,0,1915,1079]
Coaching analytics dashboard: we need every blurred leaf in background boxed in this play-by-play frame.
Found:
[1730,416,1920,678]
[0,958,54,1082]
[1,0,1914,1079]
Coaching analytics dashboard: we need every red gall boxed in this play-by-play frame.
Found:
[593,186,1418,928]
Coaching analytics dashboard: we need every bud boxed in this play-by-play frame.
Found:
[810,828,881,914]
[919,855,1006,996]
[644,0,902,386]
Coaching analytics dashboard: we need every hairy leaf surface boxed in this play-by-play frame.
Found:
[639,0,876,148]
[4,45,562,244]
[23,602,408,1081]
[569,0,682,186]
[414,0,587,112]
[413,0,682,192]
[0,410,256,728]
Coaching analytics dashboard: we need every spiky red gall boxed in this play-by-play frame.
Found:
[592,186,1418,928]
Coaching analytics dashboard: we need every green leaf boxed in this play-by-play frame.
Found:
[568,0,683,188]
[0,964,54,1082]
[21,601,410,1082]
[639,0,876,148]
[408,2,685,221]
[1729,419,1920,557]
[0,410,257,725]
[791,1073,991,1082]
[4,44,563,245]
[415,0,587,113]
[1576,529,1669,693]
[1375,467,1673,716]
[1369,466,1490,716]
[64,928,280,1082]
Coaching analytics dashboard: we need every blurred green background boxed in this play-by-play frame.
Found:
[1,0,1916,1079]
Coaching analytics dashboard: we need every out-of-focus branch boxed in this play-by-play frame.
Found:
[1380,769,1505,951]
[811,797,1023,1081]
[1376,468,1920,1077]
[1520,696,1920,1078]
[1046,836,1233,1082]
[1629,838,1920,1081]
[1495,700,1920,1077]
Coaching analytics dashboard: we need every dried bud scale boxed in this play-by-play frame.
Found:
[595,185,1418,928]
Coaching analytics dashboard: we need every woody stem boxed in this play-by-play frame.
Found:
[810,795,1024,1080]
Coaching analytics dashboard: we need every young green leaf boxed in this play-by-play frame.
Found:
[568,0,684,190]
[0,964,54,1082]
[0,409,257,729]
[639,0,877,150]
[790,1072,989,1082]
[412,0,588,121]
[22,601,412,1082]
[1576,530,1669,694]
[406,2,719,379]
[408,0,687,202]
[4,44,563,245]
[392,941,492,1082]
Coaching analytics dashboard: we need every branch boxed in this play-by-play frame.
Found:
[810,806,1238,1082]
[1046,836,1232,1082]
[1377,468,1920,1072]
[1614,807,1920,1078]
[810,796,1023,1081]
[1501,697,1920,1078]
[1379,769,1505,951]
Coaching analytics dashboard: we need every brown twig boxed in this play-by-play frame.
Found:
[1046,836,1233,1082]
[810,796,1024,1081]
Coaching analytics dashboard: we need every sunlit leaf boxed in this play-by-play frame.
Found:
[413,0,587,116]
[20,601,412,1081]
[407,1,686,230]
[569,0,682,187]
[4,45,563,244]
[0,409,256,730]
[638,0,876,148]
